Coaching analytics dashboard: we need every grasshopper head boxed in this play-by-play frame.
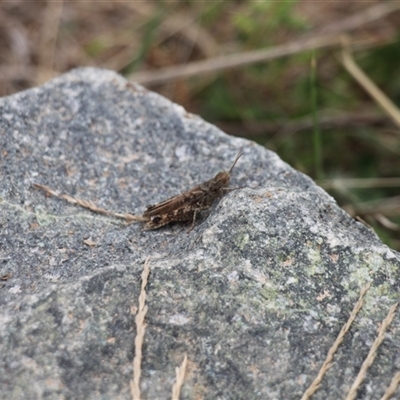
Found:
[209,150,242,192]
[210,171,230,192]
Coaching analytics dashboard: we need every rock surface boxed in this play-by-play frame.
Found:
[1,68,399,400]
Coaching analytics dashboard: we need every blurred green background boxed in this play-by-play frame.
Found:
[1,1,400,249]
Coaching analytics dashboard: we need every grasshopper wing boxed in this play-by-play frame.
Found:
[143,185,207,217]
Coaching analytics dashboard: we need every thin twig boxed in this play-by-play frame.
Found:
[340,37,400,130]
[300,283,371,400]
[130,258,151,400]
[345,302,399,400]
[33,183,147,223]
[171,354,188,400]
[128,3,400,85]
[380,371,400,400]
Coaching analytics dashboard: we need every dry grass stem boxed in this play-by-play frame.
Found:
[129,34,341,85]
[341,39,400,130]
[128,3,218,57]
[171,354,188,400]
[220,110,389,139]
[374,214,400,232]
[345,302,399,400]
[300,283,371,400]
[37,0,64,85]
[128,3,400,85]
[319,177,400,190]
[316,3,400,36]
[380,371,400,400]
[130,258,151,400]
[342,195,400,218]
[33,183,147,223]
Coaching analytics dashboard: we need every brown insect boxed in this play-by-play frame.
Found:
[142,150,243,230]
[33,149,243,231]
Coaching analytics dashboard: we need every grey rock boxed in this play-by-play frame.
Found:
[1,67,399,400]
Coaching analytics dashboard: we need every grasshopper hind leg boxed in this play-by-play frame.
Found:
[187,210,198,233]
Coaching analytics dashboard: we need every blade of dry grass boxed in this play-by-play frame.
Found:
[374,214,400,232]
[33,183,147,223]
[300,283,371,400]
[129,34,341,85]
[37,0,64,85]
[315,3,400,36]
[380,371,400,400]
[128,3,400,84]
[127,3,218,57]
[318,177,400,190]
[171,354,188,400]
[345,302,398,400]
[130,258,151,400]
[219,110,390,139]
[342,195,400,218]
[340,37,400,130]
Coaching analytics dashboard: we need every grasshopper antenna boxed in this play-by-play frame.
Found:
[228,148,243,173]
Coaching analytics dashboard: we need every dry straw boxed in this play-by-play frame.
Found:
[301,283,371,400]
[345,302,399,400]
[130,258,151,400]
[172,354,188,400]
[33,183,147,223]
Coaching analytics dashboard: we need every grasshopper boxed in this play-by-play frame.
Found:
[143,150,243,230]
[33,150,243,231]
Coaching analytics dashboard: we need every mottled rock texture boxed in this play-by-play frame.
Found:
[1,68,399,400]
